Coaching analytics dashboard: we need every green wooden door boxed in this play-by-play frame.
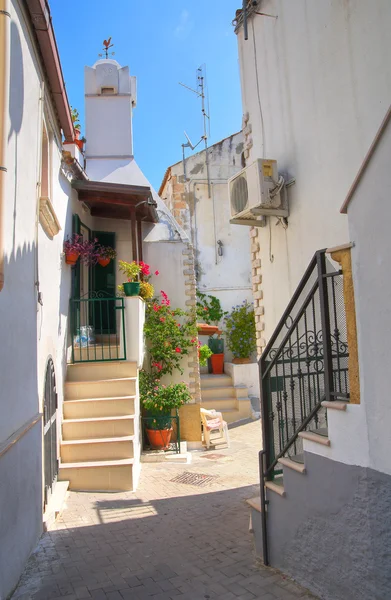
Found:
[91,231,116,334]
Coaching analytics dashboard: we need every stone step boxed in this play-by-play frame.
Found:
[200,374,232,389]
[278,456,306,474]
[299,430,331,446]
[64,377,136,400]
[201,386,236,399]
[61,436,134,463]
[200,400,252,424]
[62,415,135,440]
[201,397,238,410]
[43,481,69,531]
[265,478,286,497]
[63,395,135,419]
[67,361,137,382]
[59,458,134,492]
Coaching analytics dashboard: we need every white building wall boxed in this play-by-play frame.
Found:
[237,0,391,342]
[160,134,253,345]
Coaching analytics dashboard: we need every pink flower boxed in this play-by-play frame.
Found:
[153,304,159,312]
[154,270,159,276]
[160,317,165,323]
[175,347,181,353]
[177,323,181,327]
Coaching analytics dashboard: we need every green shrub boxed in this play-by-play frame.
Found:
[224,301,256,358]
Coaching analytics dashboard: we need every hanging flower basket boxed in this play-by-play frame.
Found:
[98,257,110,267]
[65,251,80,265]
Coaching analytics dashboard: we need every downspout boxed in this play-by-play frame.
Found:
[0,0,10,291]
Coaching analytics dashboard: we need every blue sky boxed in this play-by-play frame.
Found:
[51,1,243,190]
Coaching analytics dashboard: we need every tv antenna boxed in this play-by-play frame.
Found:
[179,65,211,197]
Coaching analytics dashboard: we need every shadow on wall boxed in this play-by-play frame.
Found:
[9,20,24,253]
[0,243,43,600]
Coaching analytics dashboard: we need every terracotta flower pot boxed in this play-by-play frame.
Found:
[232,357,251,364]
[98,257,110,267]
[146,427,173,450]
[211,353,224,374]
[65,251,79,265]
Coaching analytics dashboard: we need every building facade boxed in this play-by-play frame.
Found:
[234,2,391,599]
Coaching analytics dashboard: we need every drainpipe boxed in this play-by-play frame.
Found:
[0,0,10,291]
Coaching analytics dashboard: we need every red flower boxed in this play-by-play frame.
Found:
[160,317,165,323]
[153,304,160,312]
[177,323,181,327]
[139,261,150,276]
[204,307,208,311]
[152,361,163,372]
[175,347,181,353]
[154,270,160,276]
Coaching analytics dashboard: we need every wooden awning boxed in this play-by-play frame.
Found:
[72,180,159,223]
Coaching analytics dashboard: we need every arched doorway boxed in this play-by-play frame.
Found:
[43,358,58,506]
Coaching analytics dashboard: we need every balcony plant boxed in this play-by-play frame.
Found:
[71,107,84,150]
[224,300,256,363]
[63,234,83,265]
[118,260,142,296]
[96,245,116,267]
[140,371,191,449]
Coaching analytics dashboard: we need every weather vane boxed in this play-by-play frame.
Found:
[99,37,115,59]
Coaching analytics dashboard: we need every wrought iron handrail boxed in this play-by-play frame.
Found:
[259,249,350,479]
[70,295,126,363]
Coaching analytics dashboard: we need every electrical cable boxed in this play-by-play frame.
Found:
[251,19,265,158]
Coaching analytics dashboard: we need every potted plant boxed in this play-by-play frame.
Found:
[199,344,213,367]
[71,107,84,150]
[140,371,191,450]
[118,260,142,296]
[97,245,116,267]
[224,300,256,364]
[63,234,83,265]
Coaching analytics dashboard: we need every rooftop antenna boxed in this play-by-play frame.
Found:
[99,37,115,59]
[179,65,211,197]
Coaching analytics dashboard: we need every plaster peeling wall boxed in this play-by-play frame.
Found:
[237,0,391,343]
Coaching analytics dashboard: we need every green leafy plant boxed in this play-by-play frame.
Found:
[71,107,80,130]
[199,344,213,366]
[196,291,227,324]
[139,281,154,300]
[139,371,191,429]
[118,260,141,282]
[144,290,197,376]
[224,301,256,359]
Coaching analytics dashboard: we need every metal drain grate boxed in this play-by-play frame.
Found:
[170,472,219,487]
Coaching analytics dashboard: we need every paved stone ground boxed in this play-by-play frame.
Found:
[13,421,317,600]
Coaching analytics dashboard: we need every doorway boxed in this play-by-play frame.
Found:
[91,231,116,334]
[43,358,58,507]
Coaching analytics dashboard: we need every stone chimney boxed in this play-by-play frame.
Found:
[84,59,137,160]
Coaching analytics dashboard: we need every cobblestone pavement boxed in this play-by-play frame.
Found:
[13,421,317,600]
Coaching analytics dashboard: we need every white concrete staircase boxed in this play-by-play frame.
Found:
[200,373,252,424]
[59,361,140,492]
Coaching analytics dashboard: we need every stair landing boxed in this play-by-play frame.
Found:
[200,373,252,424]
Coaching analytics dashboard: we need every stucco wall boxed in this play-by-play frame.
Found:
[251,451,391,600]
[346,118,391,477]
[237,0,391,345]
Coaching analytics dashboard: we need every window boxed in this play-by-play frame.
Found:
[39,118,61,238]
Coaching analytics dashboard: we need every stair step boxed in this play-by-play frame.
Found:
[61,436,134,463]
[200,374,232,389]
[63,395,135,419]
[201,386,236,399]
[299,430,331,446]
[67,361,137,382]
[278,457,306,474]
[246,496,262,513]
[265,479,286,497]
[63,415,135,440]
[59,458,134,492]
[65,377,136,400]
[321,401,348,411]
[201,397,237,410]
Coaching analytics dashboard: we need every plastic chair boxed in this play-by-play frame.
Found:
[200,408,230,449]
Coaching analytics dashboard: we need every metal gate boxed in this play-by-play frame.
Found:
[43,358,58,506]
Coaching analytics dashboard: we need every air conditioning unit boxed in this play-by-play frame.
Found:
[228,159,288,223]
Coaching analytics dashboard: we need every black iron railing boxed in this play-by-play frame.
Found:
[70,292,126,363]
[260,250,350,481]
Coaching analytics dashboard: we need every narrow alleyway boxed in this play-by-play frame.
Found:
[13,422,316,600]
